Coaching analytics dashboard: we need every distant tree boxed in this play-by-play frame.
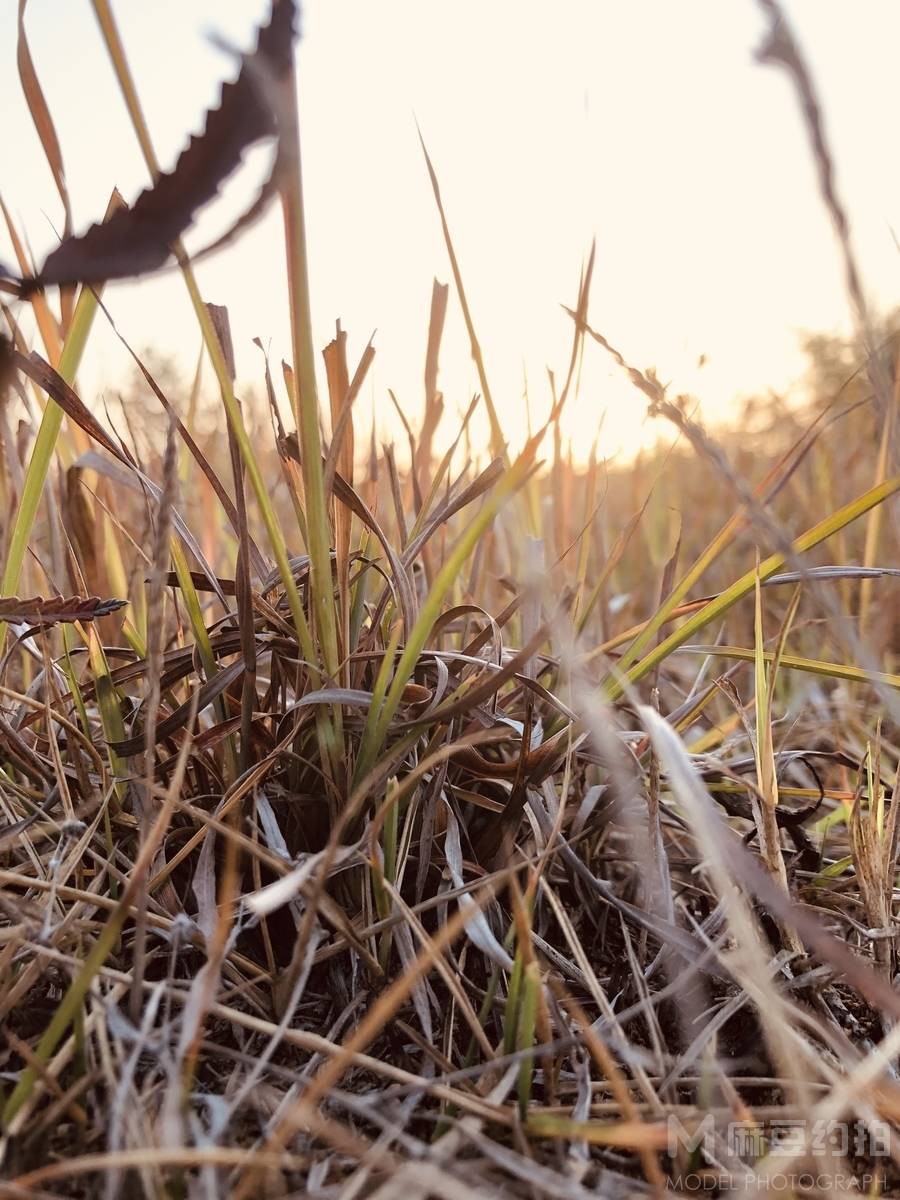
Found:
[800,308,899,411]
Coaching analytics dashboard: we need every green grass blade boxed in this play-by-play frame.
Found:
[603,473,900,701]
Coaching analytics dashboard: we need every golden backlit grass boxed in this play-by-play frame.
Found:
[0,2,899,1196]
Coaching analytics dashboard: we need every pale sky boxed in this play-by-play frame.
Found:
[2,1,899,459]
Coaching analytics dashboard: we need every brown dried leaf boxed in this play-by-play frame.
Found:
[64,466,98,591]
[26,0,297,291]
[17,1,71,233]
[157,570,237,596]
[109,659,247,757]
[0,594,126,624]
[0,333,13,401]
[14,351,228,607]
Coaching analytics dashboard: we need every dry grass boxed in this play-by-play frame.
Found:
[0,2,899,1197]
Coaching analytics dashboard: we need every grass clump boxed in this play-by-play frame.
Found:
[0,2,899,1196]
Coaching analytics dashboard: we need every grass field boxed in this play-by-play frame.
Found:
[1,2,899,1196]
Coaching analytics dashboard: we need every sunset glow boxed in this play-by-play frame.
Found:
[3,1,898,458]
